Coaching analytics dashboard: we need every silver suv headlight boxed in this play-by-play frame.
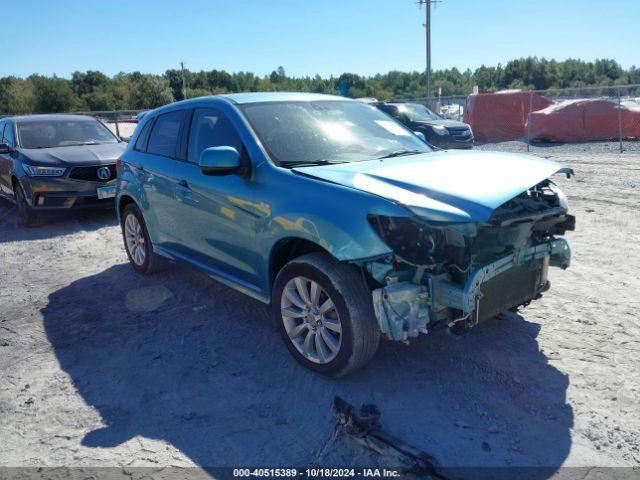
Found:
[23,165,66,177]
[432,125,448,136]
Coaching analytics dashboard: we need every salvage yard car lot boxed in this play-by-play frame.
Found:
[117,93,574,377]
[0,142,638,470]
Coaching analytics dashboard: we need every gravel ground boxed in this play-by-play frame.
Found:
[0,142,639,477]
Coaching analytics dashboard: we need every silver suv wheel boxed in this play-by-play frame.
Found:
[124,213,146,266]
[281,276,342,364]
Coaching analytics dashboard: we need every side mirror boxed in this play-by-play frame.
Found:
[413,131,426,142]
[0,143,10,155]
[199,146,241,176]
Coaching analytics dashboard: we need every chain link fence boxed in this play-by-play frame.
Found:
[404,84,640,153]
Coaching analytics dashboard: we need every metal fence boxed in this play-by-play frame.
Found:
[76,109,146,141]
[404,84,640,153]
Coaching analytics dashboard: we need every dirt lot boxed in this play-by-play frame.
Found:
[1,142,639,477]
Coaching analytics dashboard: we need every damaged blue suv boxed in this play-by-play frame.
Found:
[117,93,575,377]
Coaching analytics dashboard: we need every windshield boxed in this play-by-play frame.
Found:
[397,104,441,122]
[240,100,431,166]
[17,119,118,149]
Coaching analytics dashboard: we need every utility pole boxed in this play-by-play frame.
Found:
[418,0,441,99]
[180,62,187,100]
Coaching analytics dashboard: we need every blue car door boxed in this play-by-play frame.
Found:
[134,110,187,246]
[170,107,260,290]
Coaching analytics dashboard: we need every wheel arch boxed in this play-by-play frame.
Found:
[11,174,23,192]
[269,237,333,289]
[117,194,137,217]
[11,174,29,202]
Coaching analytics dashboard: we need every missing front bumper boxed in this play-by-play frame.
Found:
[371,238,571,341]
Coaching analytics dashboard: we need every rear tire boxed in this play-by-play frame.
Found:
[13,182,38,228]
[121,203,167,274]
[272,252,380,378]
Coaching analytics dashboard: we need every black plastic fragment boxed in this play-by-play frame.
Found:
[332,397,450,480]
[332,396,381,437]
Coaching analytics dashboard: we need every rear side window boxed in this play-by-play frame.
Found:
[147,111,184,158]
[187,108,242,163]
[133,120,152,152]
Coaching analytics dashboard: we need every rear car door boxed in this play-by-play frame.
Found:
[170,107,259,287]
[135,110,187,246]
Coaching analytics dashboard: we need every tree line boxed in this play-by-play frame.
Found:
[1,57,638,115]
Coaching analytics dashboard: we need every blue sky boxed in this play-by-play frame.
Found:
[2,0,638,78]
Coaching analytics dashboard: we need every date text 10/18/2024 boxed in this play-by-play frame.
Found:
[232,468,402,478]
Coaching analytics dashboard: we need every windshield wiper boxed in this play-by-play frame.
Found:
[280,159,346,167]
[377,149,424,159]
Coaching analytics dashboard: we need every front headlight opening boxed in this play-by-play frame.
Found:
[24,165,66,177]
[369,215,446,266]
[432,125,448,136]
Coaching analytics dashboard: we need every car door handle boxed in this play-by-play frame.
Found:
[178,179,191,190]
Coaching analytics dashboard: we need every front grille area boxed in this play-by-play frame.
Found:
[69,164,116,182]
[447,127,473,142]
[476,262,543,322]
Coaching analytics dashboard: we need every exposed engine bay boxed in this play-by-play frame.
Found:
[363,180,575,342]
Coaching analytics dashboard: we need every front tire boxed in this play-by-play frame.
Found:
[121,203,167,274]
[272,253,380,378]
[14,182,38,228]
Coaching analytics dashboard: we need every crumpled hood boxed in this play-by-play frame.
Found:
[22,143,126,166]
[293,150,572,222]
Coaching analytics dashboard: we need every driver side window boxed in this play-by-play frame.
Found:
[187,108,242,164]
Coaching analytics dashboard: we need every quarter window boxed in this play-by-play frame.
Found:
[147,111,184,158]
[133,120,152,152]
[187,108,242,163]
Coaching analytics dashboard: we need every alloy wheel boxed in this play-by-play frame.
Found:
[280,276,343,364]
[124,213,146,266]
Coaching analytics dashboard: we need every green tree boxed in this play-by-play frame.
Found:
[186,88,213,99]
[130,75,174,109]
[81,87,117,111]
[1,57,636,114]
[29,75,76,112]
[0,77,35,114]
[71,70,110,96]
